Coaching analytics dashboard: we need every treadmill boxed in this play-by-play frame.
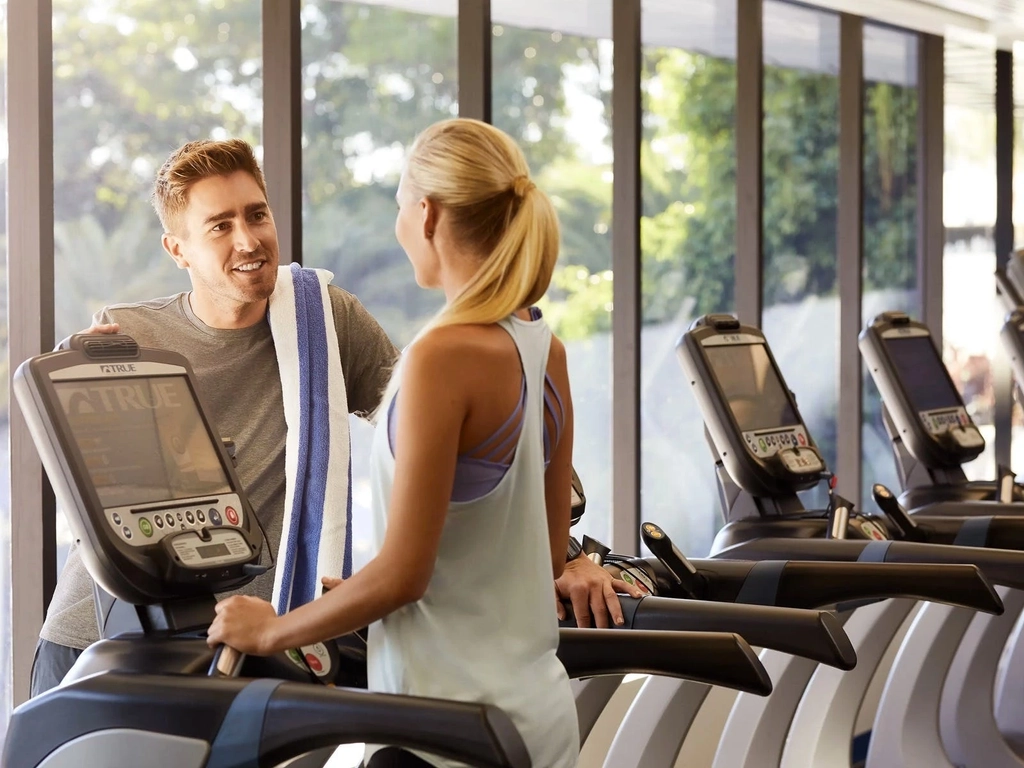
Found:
[1,333,785,768]
[552,334,1011,766]
[666,313,1024,768]
[79,446,860,759]
[858,309,1024,764]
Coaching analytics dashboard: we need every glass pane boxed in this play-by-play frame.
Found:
[1013,41,1024,471]
[0,0,9,744]
[943,41,997,481]
[761,1,839,511]
[640,0,736,557]
[492,0,613,546]
[1015,41,1024,250]
[861,24,919,509]
[301,0,455,572]
[52,0,262,576]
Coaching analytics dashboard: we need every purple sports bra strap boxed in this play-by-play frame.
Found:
[542,374,565,452]
[465,375,527,461]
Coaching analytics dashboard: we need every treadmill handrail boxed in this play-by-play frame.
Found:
[711,539,1010,605]
[556,628,773,696]
[608,596,857,670]
[262,681,532,768]
[2,672,532,768]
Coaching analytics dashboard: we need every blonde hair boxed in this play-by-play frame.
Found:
[152,139,267,234]
[380,119,561,408]
[405,118,560,332]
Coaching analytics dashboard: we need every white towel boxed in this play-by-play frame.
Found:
[267,264,352,614]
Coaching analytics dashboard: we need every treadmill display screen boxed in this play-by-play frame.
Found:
[197,543,231,559]
[883,336,964,413]
[705,343,800,431]
[53,376,231,508]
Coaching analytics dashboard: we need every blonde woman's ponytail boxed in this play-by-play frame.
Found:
[379,119,561,406]
[434,179,558,332]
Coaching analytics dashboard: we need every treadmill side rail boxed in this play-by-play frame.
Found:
[556,628,773,696]
[2,673,532,768]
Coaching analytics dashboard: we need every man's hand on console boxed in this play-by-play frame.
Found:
[555,554,645,628]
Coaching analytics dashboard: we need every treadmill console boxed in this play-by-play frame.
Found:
[676,314,825,497]
[860,312,984,469]
[13,334,263,604]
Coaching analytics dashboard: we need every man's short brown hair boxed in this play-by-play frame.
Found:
[152,138,267,234]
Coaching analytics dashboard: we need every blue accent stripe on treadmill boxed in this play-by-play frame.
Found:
[206,678,284,768]
[953,516,992,548]
[851,730,871,765]
[857,541,892,562]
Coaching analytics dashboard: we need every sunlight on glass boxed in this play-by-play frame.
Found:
[761,0,839,512]
[640,0,737,557]
[493,0,614,545]
[301,0,455,570]
[861,24,920,509]
[943,41,997,481]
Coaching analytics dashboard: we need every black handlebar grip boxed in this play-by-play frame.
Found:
[872,484,926,542]
[641,522,702,598]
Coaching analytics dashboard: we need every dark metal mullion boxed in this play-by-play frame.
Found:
[611,0,641,554]
[736,0,763,326]
[917,33,943,343]
[995,48,1014,467]
[458,0,491,123]
[837,14,863,506]
[7,0,55,707]
[262,0,302,265]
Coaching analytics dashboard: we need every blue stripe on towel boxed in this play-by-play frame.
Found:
[291,266,330,609]
[343,431,353,579]
[276,265,310,613]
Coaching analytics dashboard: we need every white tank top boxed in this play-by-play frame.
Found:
[364,314,579,768]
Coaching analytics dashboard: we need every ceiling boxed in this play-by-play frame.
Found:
[349,0,1024,47]
[348,0,1024,106]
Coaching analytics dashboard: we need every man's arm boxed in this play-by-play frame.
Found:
[328,285,400,421]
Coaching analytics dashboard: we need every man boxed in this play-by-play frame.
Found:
[31,138,639,696]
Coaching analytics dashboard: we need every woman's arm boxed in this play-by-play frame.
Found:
[544,337,574,579]
[210,331,468,655]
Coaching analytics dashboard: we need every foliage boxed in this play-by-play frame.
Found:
[0,0,920,417]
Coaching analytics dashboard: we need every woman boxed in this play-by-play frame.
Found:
[208,118,579,768]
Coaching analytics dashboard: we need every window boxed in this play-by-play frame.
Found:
[0,0,10,744]
[301,0,455,574]
[942,41,997,481]
[640,0,736,557]
[861,24,919,508]
[761,1,839,510]
[51,0,262,576]
[1015,41,1024,251]
[1012,41,1024,469]
[492,0,613,546]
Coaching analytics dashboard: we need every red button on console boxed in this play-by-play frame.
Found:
[225,506,239,525]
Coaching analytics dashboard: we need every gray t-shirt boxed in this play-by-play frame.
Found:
[40,286,399,649]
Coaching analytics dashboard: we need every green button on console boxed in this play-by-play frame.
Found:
[139,518,153,538]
